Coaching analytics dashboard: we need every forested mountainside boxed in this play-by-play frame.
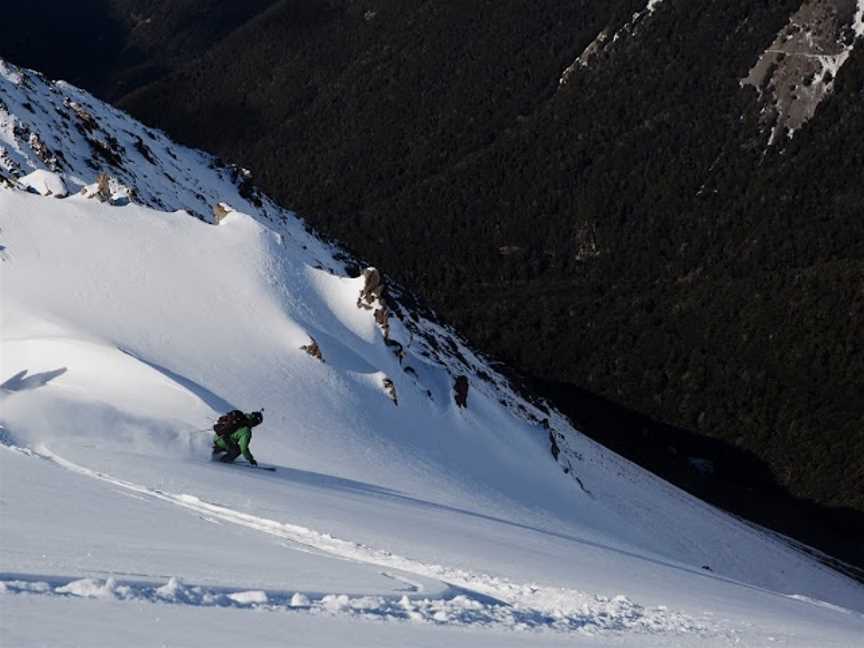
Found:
[2,0,862,565]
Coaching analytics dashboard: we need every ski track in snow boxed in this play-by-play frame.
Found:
[1,444,720,638]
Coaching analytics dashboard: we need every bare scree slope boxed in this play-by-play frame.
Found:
[1,60,862,647]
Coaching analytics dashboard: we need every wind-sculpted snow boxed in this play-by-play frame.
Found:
[0,573,712,636]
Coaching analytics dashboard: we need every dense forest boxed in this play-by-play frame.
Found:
[2,0,862,566]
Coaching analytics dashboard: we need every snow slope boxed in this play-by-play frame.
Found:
[1,58,863,647]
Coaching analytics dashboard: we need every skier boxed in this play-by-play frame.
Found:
[211,410,263,466]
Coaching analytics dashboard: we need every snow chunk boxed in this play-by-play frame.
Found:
[155,577,185,601]
[228,590,268,605]
[290,592,311,607]
[1,580,52,594]
[321,594,352,612]
[56,578,118,599]
[19,169,67,197]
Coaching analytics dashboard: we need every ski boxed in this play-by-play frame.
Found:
[211,459,276,471]
[231,463,276,472]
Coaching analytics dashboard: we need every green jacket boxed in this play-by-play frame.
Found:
[214,426,256,463]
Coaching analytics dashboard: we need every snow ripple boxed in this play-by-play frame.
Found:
[0,576,712,636]
[7,448,719,638]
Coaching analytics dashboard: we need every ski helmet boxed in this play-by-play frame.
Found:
[248,411,263,427]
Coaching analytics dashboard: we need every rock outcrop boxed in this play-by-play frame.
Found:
[80,172,112,202]
[213,201,232,225]
[743,0,864,143]
[454,375,469,408]
[357,266,393,340]
[301,337,324,362]
[357,267,384,309]
[383,377,398,406]
[28,132,60,171]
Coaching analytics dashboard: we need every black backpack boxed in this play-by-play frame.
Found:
[213,410,248,437]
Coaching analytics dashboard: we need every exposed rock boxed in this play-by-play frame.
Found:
[454,375,469,408]
[228,165,263,208]
[561,28,609,82]
[12,122,30,143]
[358,267,396,341]
[80,173,112,202]
[88,134,124,168]
[743,0,863,144]
[133,136,157,165]
[212,201,232,225]
[549,429,561,461]
[95,173,111,202]
[374,305,391,338]
[300,337,324,362]
[28,133,60,171]
[0,146,22,177]
[357,267,384,309]
[78,173,130,204]
[65,99,98,133]
[383,377,398,406]
[385,337,404,362]
[560,1,664,84]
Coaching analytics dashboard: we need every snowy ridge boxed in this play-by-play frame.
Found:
[0,58,578,481]
[0,59,270,221]
[2,59,864,646]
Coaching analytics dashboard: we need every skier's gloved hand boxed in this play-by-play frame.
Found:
[249,458,258,466]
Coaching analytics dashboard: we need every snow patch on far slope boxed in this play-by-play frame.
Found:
[559,0,666,84]
[743,0,864,144]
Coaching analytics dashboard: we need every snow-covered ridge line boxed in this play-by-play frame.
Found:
[0,56,587,486]
[0,58,281,225]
